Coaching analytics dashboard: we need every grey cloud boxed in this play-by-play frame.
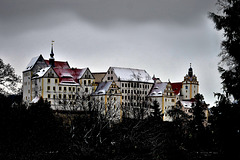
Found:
[0,0,217,36]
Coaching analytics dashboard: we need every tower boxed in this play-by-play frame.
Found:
[49,41,55,67]
[182,63,199,100]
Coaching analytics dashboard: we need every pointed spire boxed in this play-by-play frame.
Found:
[49,40,55,67]
[188,63,193,77]
[50,40,54,58]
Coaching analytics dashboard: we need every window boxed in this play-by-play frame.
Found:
[85,88,88,93]
[84,80,86,85]
[108,77,110,80]
[171,99,175,103]
[69,95,72,99]
[88,80,91,84]
[78,88,80,92]
[72,95,75,99]
[63,94,66,99]
[55,79,58,83]
[185,86,188,89]
[53,95,56,99]
[48,79,51,83]
[59,94,62,99]
[59,87,62,91]
[73,87,75,92]
[53,86,56,91]
[122,83,124,88]
[47,86,50,91]
[64,87,67,91]
[69,87,71,91]
[48,94,51,98]
[111,77,113,80]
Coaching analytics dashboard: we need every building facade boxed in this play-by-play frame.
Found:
[102,67,154,119]
[91,81,122,122]
[23,46,95,110]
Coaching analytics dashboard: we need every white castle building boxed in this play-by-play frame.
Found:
[22,44,95,110]
[23,44,203,121]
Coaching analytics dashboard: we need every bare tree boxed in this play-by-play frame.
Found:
[0,58,21,94]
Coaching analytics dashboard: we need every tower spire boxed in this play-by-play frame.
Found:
[188,63,193,77]
[49,40,55,67]
[50,40,54,58]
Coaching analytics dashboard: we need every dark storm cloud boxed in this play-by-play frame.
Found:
[0,0,217,36]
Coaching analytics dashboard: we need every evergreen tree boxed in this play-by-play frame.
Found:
[209,0,240,101]
[209,0,240,158]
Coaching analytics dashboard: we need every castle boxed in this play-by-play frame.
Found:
[23,44,201,122]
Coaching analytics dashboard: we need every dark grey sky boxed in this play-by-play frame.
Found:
[0,0,222,106]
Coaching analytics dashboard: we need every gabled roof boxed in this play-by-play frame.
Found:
[53,68,87,84]
[148,82,168,97]
[171,82,182,95]
[24,55,46,72]
[92,72,106,84]
[111,67,153,83]
[93,81,113,95]
[45,60,70,69]
[33,67,51,78]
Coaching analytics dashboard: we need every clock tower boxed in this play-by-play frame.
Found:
[182,64,199,100]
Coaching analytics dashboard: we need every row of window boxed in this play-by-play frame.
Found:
[122,95,146,101]
[47,86,89,93]
[47,78,94,85]
[47,78,58,83]
[121,82,150,89]
[121,89,148,95]
[47,94,78,100]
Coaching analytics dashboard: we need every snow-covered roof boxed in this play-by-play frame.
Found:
[148,82,168,97]
[25,56,40,71]
[180,101,194,109]
[77,68,87,79]
[112,67,153,83]
[54,68,88,84]
[93,81,112,95]
[33,67,51,78]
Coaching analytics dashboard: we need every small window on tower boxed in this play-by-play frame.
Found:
[185,86,188,89]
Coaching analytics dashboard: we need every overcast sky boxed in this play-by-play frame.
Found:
[0,0,222,106]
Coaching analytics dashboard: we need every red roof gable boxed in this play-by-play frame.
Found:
[53,68,86,84]
[171,82,182,95]
[45,60,70,69]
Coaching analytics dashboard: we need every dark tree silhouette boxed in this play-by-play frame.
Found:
[209,0,240,100]
[209,0,240,158]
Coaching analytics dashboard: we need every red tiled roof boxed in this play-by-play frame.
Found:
[45,60,70,69]
[53,68,86,84]
[171,82,182,95]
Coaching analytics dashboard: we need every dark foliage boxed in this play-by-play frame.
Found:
[209,0,240,159]
[0,94,67,160]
